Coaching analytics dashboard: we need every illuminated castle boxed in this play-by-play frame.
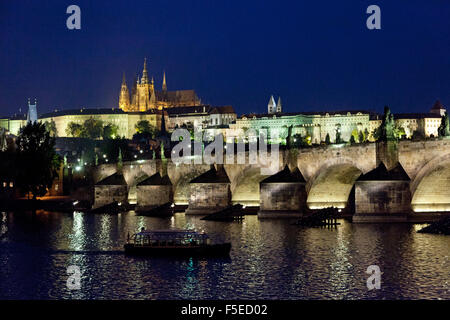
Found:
[119,58,201,111]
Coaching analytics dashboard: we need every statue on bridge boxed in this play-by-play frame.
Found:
[438,112,450,137]
[381,106,395,141]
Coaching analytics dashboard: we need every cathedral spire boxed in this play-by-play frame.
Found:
[162,71,167,91]
[141,58,149,84]
[119,73,130,111]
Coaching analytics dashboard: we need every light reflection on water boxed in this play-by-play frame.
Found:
[0,210,448,299]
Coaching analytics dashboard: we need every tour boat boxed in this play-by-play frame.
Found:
[124,229,231,256]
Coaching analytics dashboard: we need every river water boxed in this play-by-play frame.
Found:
[0,210,448,299]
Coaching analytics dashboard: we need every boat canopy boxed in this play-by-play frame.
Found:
[135,229,208,241]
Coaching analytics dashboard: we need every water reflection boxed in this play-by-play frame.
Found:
[0,211,448,299]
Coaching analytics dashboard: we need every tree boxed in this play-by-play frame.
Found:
[349,135,356,144]
[66,122,83,137]
[393,125,406,140]
[358,130,364,143]
[16,122,61,200]
[302,135,312,146]
[372,126,381,141]
[325,133,331,144]
[364,128,370,142]
[102,123,119,140]
[44,120,57,137]
[335,130,342,144]
[135,120,157,136]
[438,112,450,137]
[83,117,103,139]
[351,129,359,143]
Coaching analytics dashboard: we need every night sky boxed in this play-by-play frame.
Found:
[1,0,450,116]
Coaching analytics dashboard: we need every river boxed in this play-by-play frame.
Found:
[0,211,448,299]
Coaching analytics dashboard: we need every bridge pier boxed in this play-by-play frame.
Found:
[136,173,173,212]
[185,165,232,215]
[93,172,128,209]
[258,165,306,218]
[353,162,411,223]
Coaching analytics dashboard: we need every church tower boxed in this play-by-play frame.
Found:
[27,98,38,123]
[268,95,276,114]
[276,97,282,113]
[131,58,156,111]
[119,73,131,111]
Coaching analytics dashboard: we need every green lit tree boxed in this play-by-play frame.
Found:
[83,117,103,139]
[102,123,119,139]
[66,122,83,137]
[394,125,406,140]
[44,119,57,137]
[135,120,157,136]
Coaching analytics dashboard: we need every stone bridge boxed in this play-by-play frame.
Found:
[92,139,450,212]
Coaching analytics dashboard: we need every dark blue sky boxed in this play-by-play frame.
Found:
[1,0,450,116]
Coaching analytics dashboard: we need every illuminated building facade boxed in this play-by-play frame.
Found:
[225,98,447,144]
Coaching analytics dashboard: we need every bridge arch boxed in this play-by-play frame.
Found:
[306,158,364,209]
[169,164,210,205]
[411,152,450,212]
[231,165,268,206]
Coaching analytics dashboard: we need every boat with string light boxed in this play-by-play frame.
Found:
[124,229,231,256]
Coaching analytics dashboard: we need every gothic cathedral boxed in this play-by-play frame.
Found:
[119,58,201,111]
